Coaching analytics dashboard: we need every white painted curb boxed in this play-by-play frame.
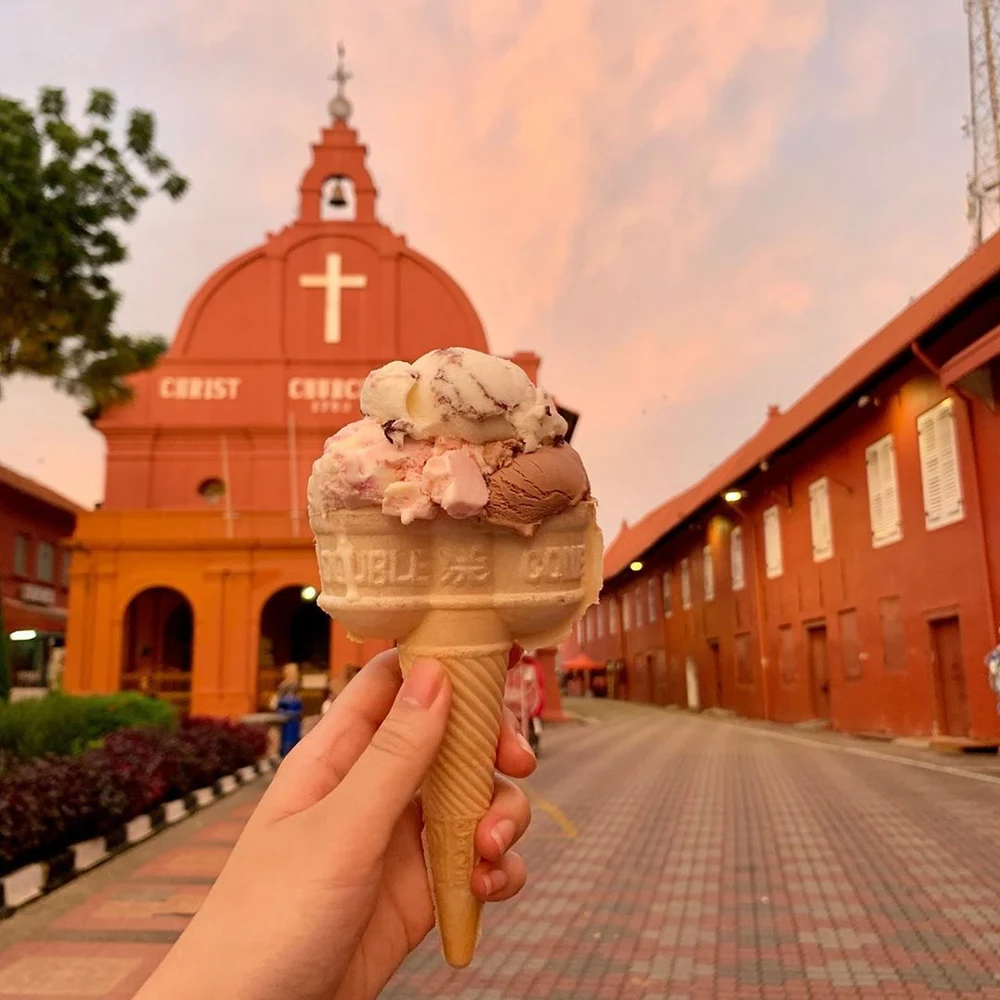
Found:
[0,755,278,918]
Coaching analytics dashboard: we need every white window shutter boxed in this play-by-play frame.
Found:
[763,505,783,579]
[918,398,965,531]
[881,437,902,543]
[809,477,834,562]
[867,434,902,548]
[662,571,673,618]
[866,441,885,541]
[647,578,657,621]
[634,587,644,627]
[702,545,715,601]
[730,526,745,591]
[681,558,692,609]
[938,403,964,524]
[623,592,632,631]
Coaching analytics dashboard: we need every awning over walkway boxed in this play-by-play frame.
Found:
[561,652,603,673]
[2,596,68,635]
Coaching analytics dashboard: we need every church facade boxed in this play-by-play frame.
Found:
[64,71,545,717]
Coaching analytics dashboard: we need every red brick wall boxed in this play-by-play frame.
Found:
[0,481,76,636]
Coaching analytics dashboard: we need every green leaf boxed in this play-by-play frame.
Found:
[0,84,189,417]
[85,88,115,120]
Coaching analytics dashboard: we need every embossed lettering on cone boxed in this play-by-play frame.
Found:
[312,500,602,967]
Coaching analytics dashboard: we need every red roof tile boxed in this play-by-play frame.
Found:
[0,463,85,516]
[605,231,1000,582]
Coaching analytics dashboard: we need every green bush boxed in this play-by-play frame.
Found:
[0,693,177,760]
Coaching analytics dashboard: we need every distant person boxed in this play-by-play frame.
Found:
[986,629,1000,713]
[272,663,303,757]
[46,644,65,693]
[504,653,544,755]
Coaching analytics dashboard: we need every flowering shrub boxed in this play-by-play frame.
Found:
[0,717,268,876]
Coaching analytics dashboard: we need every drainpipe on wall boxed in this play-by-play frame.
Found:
[911,342,999,647]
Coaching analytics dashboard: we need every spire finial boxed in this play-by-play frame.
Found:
[328,41,353,124]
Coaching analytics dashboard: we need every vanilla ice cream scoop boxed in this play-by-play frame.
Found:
[361,347,567,452]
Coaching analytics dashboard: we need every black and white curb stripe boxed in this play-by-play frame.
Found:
[0,756,278,919]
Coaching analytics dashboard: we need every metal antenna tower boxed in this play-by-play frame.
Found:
[965,0,1000,246]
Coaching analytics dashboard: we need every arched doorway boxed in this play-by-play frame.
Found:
[121,587,194,715]
[258,585,330,714]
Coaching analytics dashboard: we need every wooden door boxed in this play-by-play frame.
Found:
[632,655,652,704]
[670,655,683,706]
[652,650,669,705]
[930,616,969,737]
[807,625,831,720]
[708,640,723,708]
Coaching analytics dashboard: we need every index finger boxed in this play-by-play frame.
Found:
[256,649,403,821]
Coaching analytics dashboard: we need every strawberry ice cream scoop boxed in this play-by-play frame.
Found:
[307,419,493,524]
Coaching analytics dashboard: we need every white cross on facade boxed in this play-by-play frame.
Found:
[299,252,367,345]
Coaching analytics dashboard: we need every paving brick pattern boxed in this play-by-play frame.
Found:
[383,701,1000,1000]
[1,700,1000,998]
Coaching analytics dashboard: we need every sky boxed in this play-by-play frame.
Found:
[0,0,975,541]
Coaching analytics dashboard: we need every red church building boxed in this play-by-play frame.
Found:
[63,59,558,718]
[577,236,1000,744]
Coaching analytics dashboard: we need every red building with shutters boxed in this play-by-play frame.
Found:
[0,463,81,687]
[575,235,1000,744]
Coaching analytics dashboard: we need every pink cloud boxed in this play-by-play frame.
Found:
[0,0,973,541]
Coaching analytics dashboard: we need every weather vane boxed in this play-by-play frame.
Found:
[328,42,353,123]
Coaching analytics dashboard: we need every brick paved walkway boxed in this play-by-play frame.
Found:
[2,700,1000,998]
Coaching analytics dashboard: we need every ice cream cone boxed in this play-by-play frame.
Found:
[399,634,508,967]
[312,500,602,967]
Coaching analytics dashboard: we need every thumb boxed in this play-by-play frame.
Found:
[321,657,450,849]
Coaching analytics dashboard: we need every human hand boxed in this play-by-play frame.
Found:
[136,649,535,1000]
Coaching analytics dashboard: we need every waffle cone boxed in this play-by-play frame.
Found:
[311,501,602,967]
[398,637,509,968]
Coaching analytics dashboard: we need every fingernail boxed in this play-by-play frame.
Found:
[487,869,509,895]
[490,818,516,855]
[400,658,444,709]
[515,731,535,757]
[479,869,508,895]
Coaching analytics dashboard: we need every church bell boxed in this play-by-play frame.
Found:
[329,178,348,209]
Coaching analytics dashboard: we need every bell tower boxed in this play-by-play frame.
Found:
[298,43,376,226]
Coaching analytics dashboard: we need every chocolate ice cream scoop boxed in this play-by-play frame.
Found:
[484,444,590,535]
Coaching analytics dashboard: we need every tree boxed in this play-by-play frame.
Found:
[0,86,189,421]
